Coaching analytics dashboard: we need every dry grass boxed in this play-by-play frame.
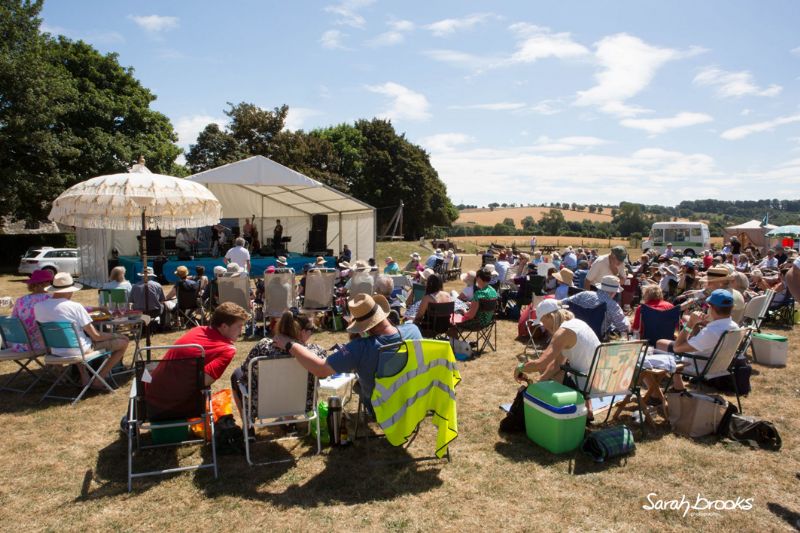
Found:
[0,263,798,531]
[457,207,614,227]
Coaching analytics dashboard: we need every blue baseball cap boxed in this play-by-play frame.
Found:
[707,289,734,308]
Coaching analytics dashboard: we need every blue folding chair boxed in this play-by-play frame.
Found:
[639,305,682,347]
[0,316,47,394]
[566,301,607,341]
[38,321,114,405]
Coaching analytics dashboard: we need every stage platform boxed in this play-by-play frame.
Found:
[118,253,336,284]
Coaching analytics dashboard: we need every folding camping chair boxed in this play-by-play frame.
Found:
[740,289,773,332]
[175,283,205,328]
[416,301,455,340]
[237,356,321,466]
[765,293,795,328]
[99,288,129,313]
[669,327,749,413]
[455,298,498,354]
[126,345,217,491]
[410,283,426,305]
[0,316,47,394]
[561,340,648,435]
[262,268,296,330]
[217,274,254,335]
[447,256,462,281]
[353,340,459,463]
[740,290,774,362]
[349,270,375,298]
[566,300,607,341]
[301,268,337,312]
[639,305,682,347]
[38,321,115,405]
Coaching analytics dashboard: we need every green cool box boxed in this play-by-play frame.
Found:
[523,381,587,454]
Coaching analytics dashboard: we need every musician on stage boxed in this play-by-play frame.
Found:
[273,219,284,257]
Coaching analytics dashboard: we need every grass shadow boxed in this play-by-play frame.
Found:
[197,433,444,506]
[766,502,800,530]
[79,431,199,499]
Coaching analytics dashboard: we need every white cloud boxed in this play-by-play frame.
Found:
[423,49,497,70]
[324,0,375,28]
[419,133,475,152]
[128,14,179,33]
[424,142,719,205]
[620,112,713,134]
[532,135,609,152]
[368,19,414,46]
[174,115,226,148]
[365,82,431,121]
[448,102,526,111]
[693,67,782,98]
[425,13,496,37]
[284,107,324,131]
[530,99,564,115]
[721,113,800,140]
[321,29,347,49]
[791,46,800,57]
[505,23,589,64]
[575,33,691,117]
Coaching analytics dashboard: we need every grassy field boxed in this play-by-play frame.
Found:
[0,267,798,531]
[456,206,613,228]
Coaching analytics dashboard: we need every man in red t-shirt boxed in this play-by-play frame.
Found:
[157,302,250,385]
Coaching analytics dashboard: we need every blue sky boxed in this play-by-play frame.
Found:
[41,0,800,207]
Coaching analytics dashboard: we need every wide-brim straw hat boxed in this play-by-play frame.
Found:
[553,269,574,285]
[137,266,155,277]
[276,256,288,266]
[315,256,326,265]
[46,272,82,293]
[419,268,435,280]
[346,294,389,333]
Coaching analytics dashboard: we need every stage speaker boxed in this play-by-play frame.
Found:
[311,214,328,234]
[145,230,162,256]
[308,230,326,254]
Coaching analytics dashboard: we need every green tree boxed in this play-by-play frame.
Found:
[613,202,650,236]
[0,1,181,223]
[186,102,287,172]
[539,209,566,235]
[521,215,535,230]
[502,217,515,227]
[488,202,499,211]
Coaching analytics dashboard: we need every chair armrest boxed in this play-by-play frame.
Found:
[237,381,249,399]
[561,363,586,377]
[676,352,710,361]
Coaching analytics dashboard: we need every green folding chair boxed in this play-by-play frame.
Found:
[99,288,128,311]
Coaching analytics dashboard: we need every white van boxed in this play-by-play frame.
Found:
[642,222,710,257]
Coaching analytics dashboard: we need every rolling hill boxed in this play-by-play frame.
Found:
[455,206,613,228]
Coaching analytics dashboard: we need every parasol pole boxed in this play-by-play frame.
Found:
[141,207,151,351]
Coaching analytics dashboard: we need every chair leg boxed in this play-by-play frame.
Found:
[635,389,647,439]
[127,419,134,493]
[730,370,742,414]
[39,366,70,403]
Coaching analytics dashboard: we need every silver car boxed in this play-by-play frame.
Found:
[18,247,81,276]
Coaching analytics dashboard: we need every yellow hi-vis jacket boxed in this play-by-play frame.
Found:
[370,339,461,458]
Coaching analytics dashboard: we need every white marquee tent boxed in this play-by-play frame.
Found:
[188,155,376,260]
[723,219,776,251]
[75,156,375,288]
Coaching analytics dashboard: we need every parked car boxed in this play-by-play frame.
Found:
[18,247,81,276]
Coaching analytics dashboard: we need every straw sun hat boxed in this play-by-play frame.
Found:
[346,294,389,333]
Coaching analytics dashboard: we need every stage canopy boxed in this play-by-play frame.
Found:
[188,155,376,261]
[723,219,776,251]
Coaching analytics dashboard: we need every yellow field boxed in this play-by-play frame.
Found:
[450,235,630,254]
[456,206,613,228]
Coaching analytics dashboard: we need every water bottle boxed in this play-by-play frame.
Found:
[327,396,342,446]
